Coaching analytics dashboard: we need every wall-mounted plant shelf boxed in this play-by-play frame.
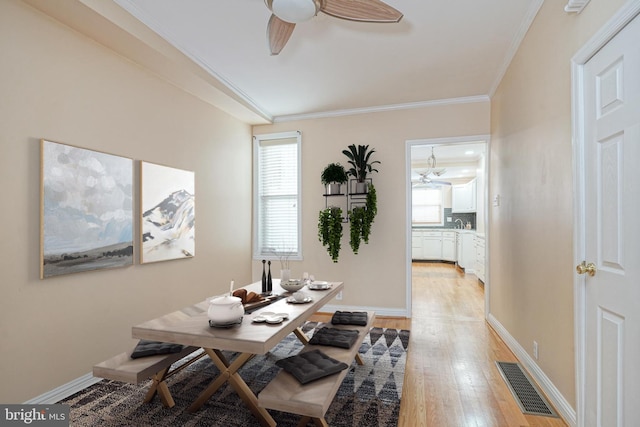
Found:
[323,178,373,222]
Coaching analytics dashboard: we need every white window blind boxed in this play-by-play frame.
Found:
[412,187,443,225]
[253,132,301,259]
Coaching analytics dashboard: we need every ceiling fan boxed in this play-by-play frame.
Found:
[265,0,403,55]
[413,147,451,186]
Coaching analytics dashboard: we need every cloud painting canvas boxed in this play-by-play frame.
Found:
[41,140,134,278]
[140,162,195,263]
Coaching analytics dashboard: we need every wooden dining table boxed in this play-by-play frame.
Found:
[131,279,344,427]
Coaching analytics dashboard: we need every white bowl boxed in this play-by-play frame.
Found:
[280,280,305,292]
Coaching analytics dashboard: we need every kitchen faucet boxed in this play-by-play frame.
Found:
[454,219,464,229]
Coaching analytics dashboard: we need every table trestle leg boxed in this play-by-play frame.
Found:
[188,349,276,426]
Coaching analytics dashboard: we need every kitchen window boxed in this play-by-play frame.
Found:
[412,186,444,226]
[253,131,302,260]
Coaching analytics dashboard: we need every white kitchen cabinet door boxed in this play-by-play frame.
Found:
[456,231,475,272]
[442,232,456,261]
[423,233,442,259]
[474,235,485,282]
[412,230,423,259]
[452,179,477,213]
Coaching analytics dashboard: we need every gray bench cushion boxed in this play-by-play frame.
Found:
[130,340,184,359]
[275,349,348,384]
[309,327,359,349]
[331,311,368,326]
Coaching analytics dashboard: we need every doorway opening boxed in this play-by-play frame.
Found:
[405,135,490,318]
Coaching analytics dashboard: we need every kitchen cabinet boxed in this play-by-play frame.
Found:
[423,231,443,259]
[442,231,456,261]
[456,231,475,272]
[452,179,477,213]
[475,234,486,282]
[412,230,424,259]
[412,230,456,261]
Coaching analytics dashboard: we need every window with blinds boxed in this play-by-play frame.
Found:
[412,186,444,225]
[253,132,301,260]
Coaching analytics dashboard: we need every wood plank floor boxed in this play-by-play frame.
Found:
[311,262,568,427]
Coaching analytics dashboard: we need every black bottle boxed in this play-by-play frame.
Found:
[267,261,273,293]
[261,260,267,294]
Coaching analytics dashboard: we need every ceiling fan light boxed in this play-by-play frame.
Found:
[272,0,319,23]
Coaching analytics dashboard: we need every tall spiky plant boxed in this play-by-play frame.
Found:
[342,144,380,183]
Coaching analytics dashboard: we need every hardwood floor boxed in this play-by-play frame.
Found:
[311,262,568,427]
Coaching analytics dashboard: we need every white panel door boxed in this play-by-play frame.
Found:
[582,13,640,427]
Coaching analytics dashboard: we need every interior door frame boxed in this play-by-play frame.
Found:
[571,3,640,426]
[405,134,491,319]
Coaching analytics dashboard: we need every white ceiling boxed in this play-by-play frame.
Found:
[411,142,486,182]
[113,0,542,123]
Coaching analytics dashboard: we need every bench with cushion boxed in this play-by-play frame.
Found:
[93,343,203,408]
[258,311,375,427]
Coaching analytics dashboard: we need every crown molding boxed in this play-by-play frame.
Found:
[272,95,490,123]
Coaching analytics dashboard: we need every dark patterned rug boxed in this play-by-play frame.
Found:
[62,323,410,426]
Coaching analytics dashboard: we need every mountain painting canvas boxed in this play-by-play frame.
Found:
[40,140,134,278]
[140,162,195,263]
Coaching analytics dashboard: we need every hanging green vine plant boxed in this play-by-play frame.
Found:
[362,184,377,243]
[318,207,343,262]
[349,206,365,254]
[348,184,378,254]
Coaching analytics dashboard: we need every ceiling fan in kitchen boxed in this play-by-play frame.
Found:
[413,147,451,187]
[265,0,403,55]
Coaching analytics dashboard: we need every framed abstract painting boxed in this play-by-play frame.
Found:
[140,161,195,263]
[40,140,134,278]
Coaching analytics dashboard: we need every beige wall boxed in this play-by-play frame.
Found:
[0,0,252,403]
[253,103,490,311]
[3,0,622,412]
[490,0,626,409]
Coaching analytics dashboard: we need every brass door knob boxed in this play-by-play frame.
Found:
[576,261,597,277]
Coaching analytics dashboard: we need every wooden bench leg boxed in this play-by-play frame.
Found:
[355,353,364,365]
[144,367,175,408]
[293,327,310,345]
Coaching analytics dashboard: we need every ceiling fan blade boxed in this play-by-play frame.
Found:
[321,0,403,23]
[267,14,296,55]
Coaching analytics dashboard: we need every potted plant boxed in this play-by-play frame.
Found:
[321,162,348,195]
[342,144,381,193]
[318,207,343,262]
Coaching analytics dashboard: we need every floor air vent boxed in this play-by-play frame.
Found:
[495,361,558,417]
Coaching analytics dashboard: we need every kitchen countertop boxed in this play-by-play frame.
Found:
[412,227,476,233]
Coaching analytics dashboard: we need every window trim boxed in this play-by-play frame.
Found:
[252,131,302,261]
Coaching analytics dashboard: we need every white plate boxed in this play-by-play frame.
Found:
[265,315,285,324]
[252,312,288,323]
[287,296,313,304]
[308,282,331,290]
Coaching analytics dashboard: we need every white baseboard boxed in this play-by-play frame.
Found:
[487,313,577,427]
[24,373,102,404]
